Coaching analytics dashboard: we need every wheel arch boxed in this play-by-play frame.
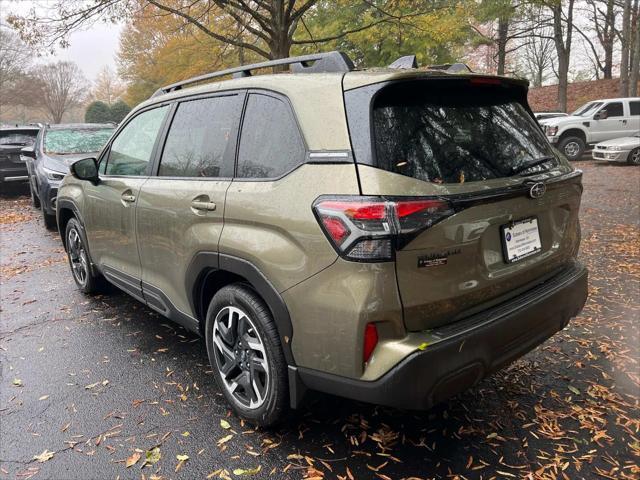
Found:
[186,252,296,366]
[559,128,587,143]
[57,199,82,250]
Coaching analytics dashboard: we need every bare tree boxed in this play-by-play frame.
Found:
[574,0,618,80]
[519,27,556,86]
[90,66,125,105]
[34,61,87,123]
[0,27,33,97]
[549,0,575,112]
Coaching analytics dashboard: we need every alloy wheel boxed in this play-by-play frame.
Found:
[631,149,640,165]
[564,141,580,158]
[67,227,88,287]
[212,306,269,409]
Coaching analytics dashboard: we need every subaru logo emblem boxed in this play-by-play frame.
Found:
[529,182,546,199]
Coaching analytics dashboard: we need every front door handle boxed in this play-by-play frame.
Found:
[191,200,217,211]
[121,193,136,203]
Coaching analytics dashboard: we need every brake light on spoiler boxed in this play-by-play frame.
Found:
[313,196,455,262]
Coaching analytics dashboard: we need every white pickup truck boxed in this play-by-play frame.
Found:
[539,97,640,160]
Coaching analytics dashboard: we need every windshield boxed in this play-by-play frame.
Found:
[572,102,603,117]
[44,128,114,155]
[372,83,557,184]
[0,131,38,146]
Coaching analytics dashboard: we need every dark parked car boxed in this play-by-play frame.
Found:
[0,125,40,189]
[23,123,115,229]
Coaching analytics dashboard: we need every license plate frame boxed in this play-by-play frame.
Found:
[500,217,542,263]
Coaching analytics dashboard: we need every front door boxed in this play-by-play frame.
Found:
[591,101,627,142]
[136,93,243,319]
[85,105,170,299]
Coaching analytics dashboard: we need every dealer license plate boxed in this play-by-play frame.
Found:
[501,217,542,263]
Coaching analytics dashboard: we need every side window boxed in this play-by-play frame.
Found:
[98,149,108,174]
[236,94,305,179]
[159,95,241,177]
[630,101,640,116]
[105,106,168,176]
[603,102,623,118]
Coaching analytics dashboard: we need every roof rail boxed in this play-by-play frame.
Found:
[427,63,473,73]
[389,55,418,69]
[151,51,355,98]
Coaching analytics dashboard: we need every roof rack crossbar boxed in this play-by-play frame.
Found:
[151,51,355,98]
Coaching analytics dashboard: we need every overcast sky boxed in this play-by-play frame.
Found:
[0,0,123,80]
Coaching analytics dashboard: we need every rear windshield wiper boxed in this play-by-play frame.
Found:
[511,156,556,176]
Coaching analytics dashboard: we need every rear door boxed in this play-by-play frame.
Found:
[625,99,640,135]
[85,105,170,298]
[136,93,243,318]
[345,77,583,331]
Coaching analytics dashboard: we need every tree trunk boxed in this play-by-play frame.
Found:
[268,0,292,72]
[630,0,640,96]
[620,0,631,96]
[552,0,574,112]
[496,16,509,75]
[603,0,615,79]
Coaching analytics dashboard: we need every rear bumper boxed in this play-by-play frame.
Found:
[296,261,588,410]
[0,166,29,183]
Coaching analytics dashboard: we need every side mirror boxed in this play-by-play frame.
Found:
[20,146,35,159]
[594,110,608,120]
[70,157,99,185]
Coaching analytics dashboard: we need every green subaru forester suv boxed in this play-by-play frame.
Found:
[57,52,588,426]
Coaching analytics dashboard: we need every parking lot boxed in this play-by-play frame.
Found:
[0,160,638,480]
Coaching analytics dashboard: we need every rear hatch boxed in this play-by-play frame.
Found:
[343,73,583,331]
[0,129,38,170]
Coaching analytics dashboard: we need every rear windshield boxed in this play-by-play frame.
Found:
[44,128,114,155]
[372,83,557,184]
[0,131,38,146]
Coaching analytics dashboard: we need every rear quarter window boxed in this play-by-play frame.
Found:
[236,93,305,179]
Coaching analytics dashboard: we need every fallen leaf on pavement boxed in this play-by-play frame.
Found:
[233,466,261,476]
[126,452,141,468]
[33,450,54,463]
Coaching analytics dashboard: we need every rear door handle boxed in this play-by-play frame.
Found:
[121,193,136,203]
[191,200,217,211]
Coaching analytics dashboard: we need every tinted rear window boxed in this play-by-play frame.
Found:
[45,128,114,154]
[0,131,38,146]
[372,83,556,184]
[236,93,305,179]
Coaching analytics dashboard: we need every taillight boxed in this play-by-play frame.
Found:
[363,323,378,364]
[313,196,454,262]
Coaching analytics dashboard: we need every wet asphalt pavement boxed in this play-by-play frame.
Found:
[0,161,638,480]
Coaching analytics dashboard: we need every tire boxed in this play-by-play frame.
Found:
[558,136,586,161]
[64,218,103,294]
[41,202,56,231]
[627,147,640,166]
[205,284,288,427]
[29,181,40,209]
